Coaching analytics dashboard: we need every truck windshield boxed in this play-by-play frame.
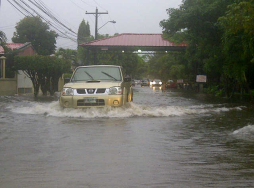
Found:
[71,66,122,81]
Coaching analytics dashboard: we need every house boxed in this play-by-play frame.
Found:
[0,42,36,96]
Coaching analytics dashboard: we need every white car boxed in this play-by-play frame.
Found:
[150,79,162,87]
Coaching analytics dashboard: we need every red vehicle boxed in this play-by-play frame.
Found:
[166,80,177,89]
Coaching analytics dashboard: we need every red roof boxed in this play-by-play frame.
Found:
[80,33,187,51]
[0,43,24,54]
[81,33,187,47]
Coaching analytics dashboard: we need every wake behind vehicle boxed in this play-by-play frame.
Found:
[59,65,133,108]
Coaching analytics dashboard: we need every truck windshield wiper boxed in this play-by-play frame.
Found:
[101,71,117,81]
[85,71,94,80]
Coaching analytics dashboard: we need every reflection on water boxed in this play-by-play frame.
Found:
[1,87,254,187]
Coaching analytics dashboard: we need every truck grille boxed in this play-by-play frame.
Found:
[77,89,86,94]
[96,88,106,93]
[76,88,106,94]
[77,99,105,106]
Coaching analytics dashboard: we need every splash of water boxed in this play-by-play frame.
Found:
[6,100,244,119]
[232,125,254,141]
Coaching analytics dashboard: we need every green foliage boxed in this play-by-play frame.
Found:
[157,0,254,100]
[95,51,146,78]
[159,0,233,85]
[56,48,78,69]
[77,20,93,65]
[0,30,7,43]
[4,52,17,78]
[204,85,223,97]
[13,55,71,97]
[219,1,254,82]
[63,73,72,78]
[147,51,188,82]
[77,20,93,44]
[12,16,57,55]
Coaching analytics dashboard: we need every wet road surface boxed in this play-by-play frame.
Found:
[0,86,254,187]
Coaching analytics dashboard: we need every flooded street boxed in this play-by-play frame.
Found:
[0,86,254,188]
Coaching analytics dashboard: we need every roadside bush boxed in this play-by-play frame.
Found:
[204,85,223,97]
[14,55,71,97]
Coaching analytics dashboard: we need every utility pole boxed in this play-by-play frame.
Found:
[86,7,108,40]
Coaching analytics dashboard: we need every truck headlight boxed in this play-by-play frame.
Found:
[159,81,162,85]
[62,88,74,96]
[109,87,122,95]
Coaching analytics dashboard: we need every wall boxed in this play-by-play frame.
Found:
[0,77,17,96]
[17,70,33,94]
[0,45,36,96]
[16,45,36,94]
[18,46,36,56]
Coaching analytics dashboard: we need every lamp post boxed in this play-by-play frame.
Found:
[93,20,116,65]
[97,20,116,32]
[86,8,116,64]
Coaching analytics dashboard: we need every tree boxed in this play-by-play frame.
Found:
[159,0,241,94]
[147,52,187,82]
[0,30,7,43]
[12,16,58,55]
[77,20,93,65]
[94,50,145,78]
[77,19,93,44]
[14,55,71,97]
[219,1,254,99]
[160,0,233,79]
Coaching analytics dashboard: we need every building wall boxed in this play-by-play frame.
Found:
[16,46,36,94]
[0,78,17,96]
[18,46,36,56]
[17,70,33,94]
[0,44,65,96]
[0,44,36,96]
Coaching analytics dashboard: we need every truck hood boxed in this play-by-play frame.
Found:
[64,81,122,89]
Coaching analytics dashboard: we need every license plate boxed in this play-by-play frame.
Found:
[84,98,97,103]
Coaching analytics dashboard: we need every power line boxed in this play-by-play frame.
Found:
[37,0,77,31]
[12,0,33,16]
[86,7,108,39]
[6,0,27,16]
[21,0,76,39]
[30,0,77,35]
[92,0,107,11]
[69,0,86,12]
[68,0,94,26]
[79,0,95,7]
[7,0,77,42]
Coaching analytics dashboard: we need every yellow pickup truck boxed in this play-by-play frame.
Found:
[59,65,133,108]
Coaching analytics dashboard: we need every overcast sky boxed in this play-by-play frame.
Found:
[0,0,182,49]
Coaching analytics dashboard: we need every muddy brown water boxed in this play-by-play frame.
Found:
[0,86,254,188]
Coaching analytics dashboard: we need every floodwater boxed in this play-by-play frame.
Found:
[0,86,254,188]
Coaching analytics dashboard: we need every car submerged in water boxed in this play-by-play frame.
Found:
[59,65,133,108]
